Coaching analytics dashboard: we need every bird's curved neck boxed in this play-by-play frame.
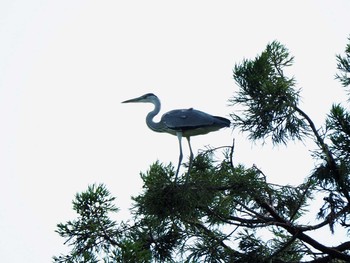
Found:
[146,98,166,132]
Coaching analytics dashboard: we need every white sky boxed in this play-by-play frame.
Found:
[1,1,350,262]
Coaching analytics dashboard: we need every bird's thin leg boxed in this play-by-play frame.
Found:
[185,137,194,183]
[175,132,183,183]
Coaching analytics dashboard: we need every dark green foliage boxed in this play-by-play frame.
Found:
[231,41,308,144]
[53,184,122,262]
[236,230,270,261]
[335,36,350,88]
[327,104,350,163]
[129,154,313,262]
[55,37,350,262]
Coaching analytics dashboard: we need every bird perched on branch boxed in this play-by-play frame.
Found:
[122,93,230,182]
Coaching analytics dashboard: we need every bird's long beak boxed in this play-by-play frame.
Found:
[122,96,142,103]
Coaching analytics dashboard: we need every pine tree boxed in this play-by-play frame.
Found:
[54,36,350,263]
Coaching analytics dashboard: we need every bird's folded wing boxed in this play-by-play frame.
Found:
[162,108,216,130]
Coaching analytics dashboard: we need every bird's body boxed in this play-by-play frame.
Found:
[150,108,229,137]
[122,93,230,181]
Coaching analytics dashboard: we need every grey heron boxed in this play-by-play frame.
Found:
[122,93,230,182]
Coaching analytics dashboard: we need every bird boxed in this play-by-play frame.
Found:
[122,93,231,182]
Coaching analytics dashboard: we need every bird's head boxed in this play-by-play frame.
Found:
[122,93,159,104]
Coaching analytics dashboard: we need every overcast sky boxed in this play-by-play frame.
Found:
[1,1,350,262]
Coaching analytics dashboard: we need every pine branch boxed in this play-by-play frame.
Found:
[256,197,350,261]
[292,105,350,203]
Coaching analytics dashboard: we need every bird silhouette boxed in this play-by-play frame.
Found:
[122,93,230,182]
